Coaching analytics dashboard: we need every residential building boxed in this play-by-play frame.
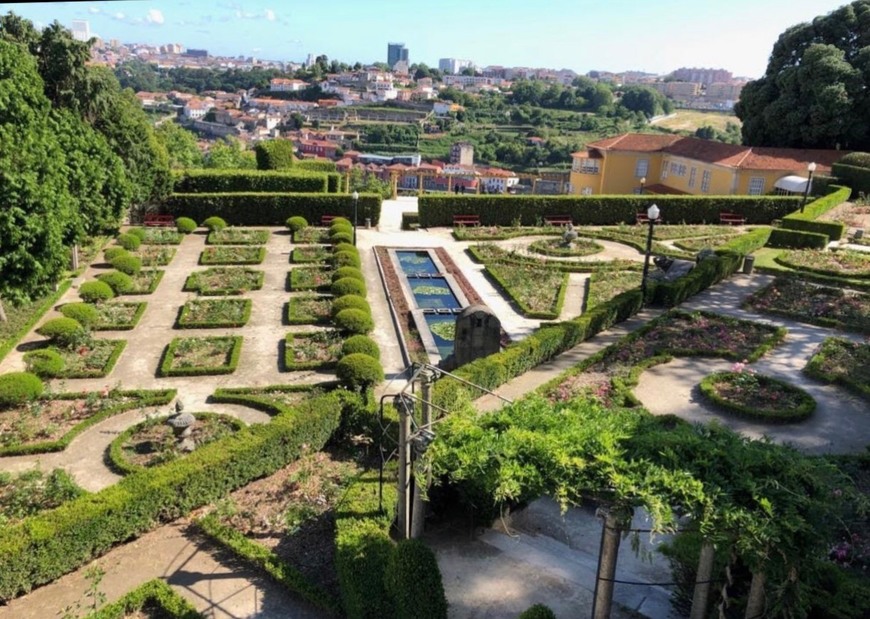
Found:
[185,49,208,58]
[442,74,505,89]
[439,58,474,74]
[297,139,340,159]
[270,78,307,92]
[569,133,845,197]
[706,82,745,101]
[649,81,701,98]
[479,167,519,193]
[71,20,90,43]
[671,67,733,85]
[183,99,214,120]
[387,42,409,68]
[450,142,474,166]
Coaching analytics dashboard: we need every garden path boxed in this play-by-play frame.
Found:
[558,274,590,322]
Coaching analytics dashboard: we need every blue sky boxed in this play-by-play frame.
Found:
[0,0,854,77]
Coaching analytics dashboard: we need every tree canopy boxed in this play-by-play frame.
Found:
[736,0,870,149]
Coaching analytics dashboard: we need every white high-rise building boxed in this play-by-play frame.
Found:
[305,53,316,68]
[71,20,90,43]
[438,58,475,75]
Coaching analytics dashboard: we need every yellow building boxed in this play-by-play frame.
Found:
[570,133,844,196]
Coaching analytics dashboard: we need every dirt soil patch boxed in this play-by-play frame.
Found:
[0,395,127,447]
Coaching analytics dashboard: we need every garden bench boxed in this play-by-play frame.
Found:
[321,215,339,226]
[453,214,481,227]
[143,214,175,227]
[635,212,650,225]
[544,215,573,227]
[719,212,747,225]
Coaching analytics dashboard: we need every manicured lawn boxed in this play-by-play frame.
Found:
[177,298,252,328]
[93,302,147,330]
[286,295,333,325]
[804,337,870,401]
[159,336,243,376]
[200,246,266,265]
[185,267,265,295]
[207,228,270,245]
[587,271,640,309]
[283,330,343,370]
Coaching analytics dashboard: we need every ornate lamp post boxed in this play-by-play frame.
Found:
[352,190,359,246]
[800,162,817,213]
[640,203,660,304]
[639,176,646,195]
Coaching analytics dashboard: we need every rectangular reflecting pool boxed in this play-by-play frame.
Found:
[424,313,458,359]
[396,250,441,276]
[406,276,461,309]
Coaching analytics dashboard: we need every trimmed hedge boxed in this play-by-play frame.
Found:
[342,335,380,360]
[332,277,367,297]
[36,317,84,346]
[804,337,870,401]
[651,251,742,307]
[23,350,65,377]
[92,302,147,331]
[89,579,201,619]
[111,254,142,276]
[159,336,243,377]
[519,604,558,619]
[336,353,383,389]
[483,264,569,319]
[166,192,382,226]
[60,302,100,328]
[296,159,338,173]
[286,216,308,232]
[699,371,816,422]
[384,539,448,619]
[332,295,371,316]
[176,217,197,234]
[767,228,830,249]
[116,233,141,251]
[832,162,870,195]
[201,216,227,232]
[98,271,134,294]
[417,195,801,228]
[333,251,362,268]
[56,340,127,379]
[103,247,129,262]
[0,389,343,601]
[401,211,420,230]
[332,266,365,282]
[0,372,44,408]
[254,139,295,170]
[176,299,252,329]
[173,169,329,194]
[334,309,374,334]
[780,185,850,241]
[79,281,115,304]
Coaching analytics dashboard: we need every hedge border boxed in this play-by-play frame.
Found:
[774,250,870,279]
[88,579,201,619]
[198,246,266,266]
[528,237,605,258]
[286,295,333,325]
[205,229,271,246]
[780,185,850,242]
[803,337,870,402]
[767,228,829,250]
[172,169,330,195]
[698,371,816,423]
[466,245,640,274]
[0,279,73,364]
[125,269,165,295]
[0,389,175,457]
[283,331,342,370]
[176,298,252,329]
[92,302,148,331]
[139,229,184,246]
[292,228,331,245]
[159,336,243,377]
[483,263,569,319]
[55,339,127,379]
[183,268,265,296]
[291,246,332,264]
[289,266,334,292]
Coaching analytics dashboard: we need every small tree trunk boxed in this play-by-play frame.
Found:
[690,540,715,619]
[592,509,626,619]
[0,298,7,323]
[744,570,766,619]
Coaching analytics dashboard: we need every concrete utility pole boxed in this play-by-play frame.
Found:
[690,540,716,619]
[591,508,628,619]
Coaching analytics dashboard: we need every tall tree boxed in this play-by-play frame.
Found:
[155,121,203,169]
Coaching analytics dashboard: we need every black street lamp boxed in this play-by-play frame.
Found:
[639,176,646,195]
[352,190,359,246]
[800,162,817,213]
[640,203,660,305]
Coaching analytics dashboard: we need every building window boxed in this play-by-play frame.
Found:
[677,164,687,177]
[688,167,697,188]
[582,187,593,195]
[748,177,765,195]
[701,170,711,193]
[670,162,679,175]
[573,159,600,174]
[661,162,669,180]
[635,159,649,178]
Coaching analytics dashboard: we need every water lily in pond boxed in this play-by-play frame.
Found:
[429,321,456,341]
[413,285,451,296]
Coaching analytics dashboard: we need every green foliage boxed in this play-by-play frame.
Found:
[332,267,365,282]
[96,271,134,295]
[336,354,383,390]
[331,295,371,317]
[166,192,382,226]
[330,222,354,236]
[334,309,375,335]
[110,254,142,276]
[652,251,742,307]
[839,152,870,168]
[401,211,420,230]
[720,227,772,254]
[384,539,448,619]
[334,242,358,255]
[331,232,354,246]
[78,281,116,304]
[804,337,870,401]
[255,139,296,170]
[174,169,328,194]
[155,121,203,170]
[330,216,352,226]
[331,278,367,297]
[175,217,196,234]
[333,251,362,268]
[833,162,870,195]
[699,371,816,422]
[201,216,227,232]
[102,247,129,262]
[116,233,141,251]
[0,281,72,365]
[519,604,557,619]
[89,579,202,619]
[59,302,100,328]
[127,227,147,241]
[159,336,243,377]
[342,335,380,360]
[286,216,308,232]
[295,159,337,173]
[0,372,44,408]
[22,349,64,378]
[36,317,84,346]
[767,228,830,249]
[204,136,256,169]
[781,185,851,240]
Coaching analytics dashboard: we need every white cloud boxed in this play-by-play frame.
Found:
[146,9,164,25]
[113,12,126,21]
[252,47,262,52]
[264,9,275,21]
[88,6,101,14]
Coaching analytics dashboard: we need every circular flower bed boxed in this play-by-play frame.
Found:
[529,237,604,257]
[108,412,244,474]
[699,366,815,423]
[777,249,870,279]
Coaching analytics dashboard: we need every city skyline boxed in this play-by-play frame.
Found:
[0,0,854,77]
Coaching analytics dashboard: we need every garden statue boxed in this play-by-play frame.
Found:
[561,223,579,247]
[167,403,196,453]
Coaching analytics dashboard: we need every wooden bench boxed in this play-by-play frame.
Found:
[143,214,175,227]
[719,212,747,225]
[321,215,340,226]
[635,212,650,225]
[544,215,573,227]
[453,214,481,227]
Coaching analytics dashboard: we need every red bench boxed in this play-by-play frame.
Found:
[321,215,339,226]
[453,214,481,227]
[720,212,746,225]
[544,215,573,227]
[635,212,650,225]
[143,214,175,227]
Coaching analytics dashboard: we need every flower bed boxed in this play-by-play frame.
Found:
[286,294,333,325]
[469,243,638,273]
[108,412,245,474]
[599,224,739,241]
[744,277,870,334]
[484,262,568,319]
[159,336,243,376]
[528,237,604,257]
[0,469,83,526]
[674,235,740,252]
[292,246,331,264]
[176,298,252,328]
[804,337,870,401]
[289,267,333,292]
[207,228,270,245]
[53,339,126,378]
[184,267,264,295]
[776,249,870,279]
[135,246,177,267]
[92,302,147,331]
[117,269,164,295]
[699,365,816,422]
[199,246,266,265]
[453,225,559,241]
[284,330,343,370]
[141,229,183,245]
[293,227,330,244]
[587,271,640,309]
[582,228,694,259]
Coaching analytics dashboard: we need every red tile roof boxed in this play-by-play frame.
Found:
[587,134,682,152]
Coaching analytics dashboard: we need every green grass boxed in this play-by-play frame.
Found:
[0,281,73,363]
[654,110,741,133]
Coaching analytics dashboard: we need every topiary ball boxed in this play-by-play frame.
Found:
[330,216,352,227]
[330,222,354,237]
[333,251,362,269]
[336,353,384,390]
[60,302,100,328]
[332,267,365,283]
[116,233,141,251]
[0,372,44,409]
[333,243,358,256]
[342,335,380,360]
[23,349,65,378]
[202,216,228,232]
[176,217,197,234]
[97,271,134,294]
[331,277,366,297]
[79,280,115,304]
[286,216,308,232]
[334,308,374,334]
[110,254,142,275]
[36,317,84,347]
[518,604,557,619]
[330,232,353,246]
[127,227,148,241]
[103,247,129,263]
[331,294,371,317]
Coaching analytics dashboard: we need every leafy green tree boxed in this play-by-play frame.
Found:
[205,136,256,169]
[155,121,203,169]
[619,85,671,118]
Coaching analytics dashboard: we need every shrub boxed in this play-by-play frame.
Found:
[334,243,358,256]
[127,227,147,241]
[336,353,383,389]
[201,216,228,232]
[342,335,380,360]
[110,254,142,276]
[255,139,296,170]
[286,216,308,232]
[36,317,84,346]
[332,267,365,282]
[331,216,352,226]
[519,604,557,619]
[173,170,328,194]
[330,222,354,236]
[334,309,375,335]
[97,271,134,295]
[385,539,448,619]
[767,228,829,249]
[176,217,197,234]
[652,251,742,307]
[116,233,141,251]
[23,350,65,378]
[331,295,371,317]
[331,277,367,297]
[401,212,420,230]
[59,303,100,328]
[103,247,129,262]
[0,372,44,408]
[78,281,115,304]
[333,251,362,269]
[330,231,354,245]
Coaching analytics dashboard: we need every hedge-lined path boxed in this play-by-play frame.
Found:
[0,522,328,619]
[558,274,590,322]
